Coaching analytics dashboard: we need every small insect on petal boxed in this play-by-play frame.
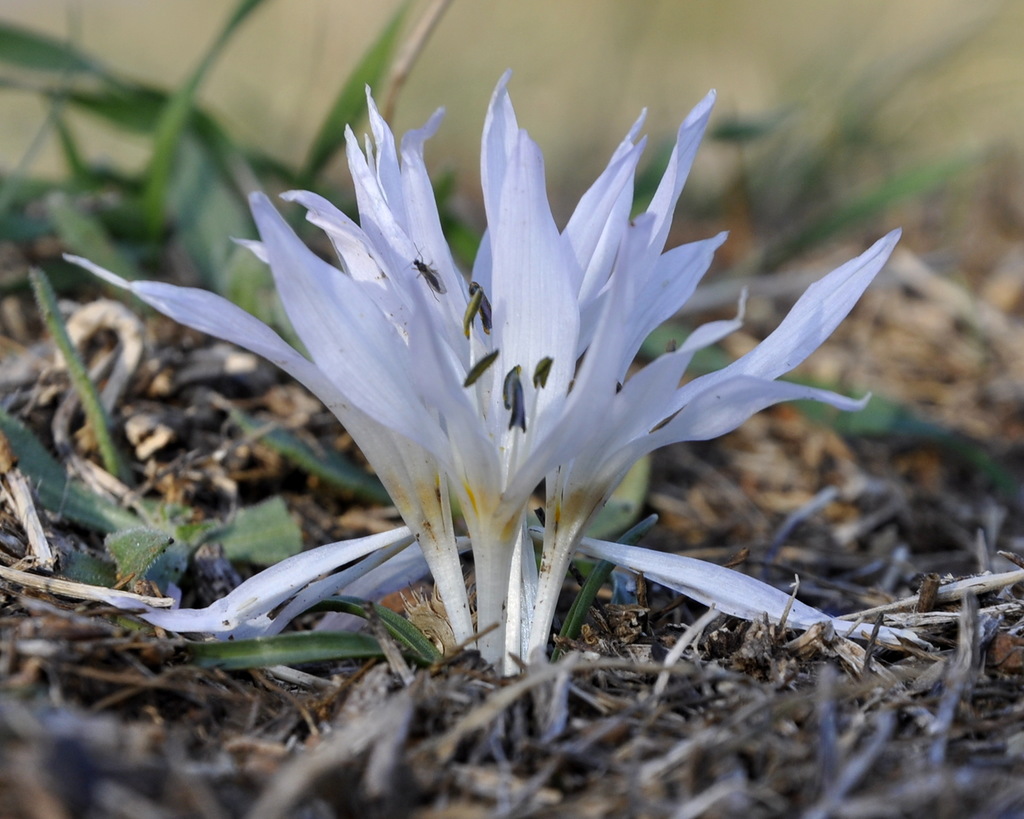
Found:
[532,356,553,389]
[463,285,484,338]
[413,258,446,295]
[503,365,526,432]
[463,349,501,387]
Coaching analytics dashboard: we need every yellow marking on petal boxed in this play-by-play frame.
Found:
[500,516,520,542]
[463,482,480,517]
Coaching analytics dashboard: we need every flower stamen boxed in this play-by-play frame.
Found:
[532,356,553,389]
[463,349,501,387]
[463,282,493,337]
[503,365,526,431]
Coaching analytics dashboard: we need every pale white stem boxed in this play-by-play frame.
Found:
[505,527,524,670]
[518,523,539,660]
[470,521,521,670]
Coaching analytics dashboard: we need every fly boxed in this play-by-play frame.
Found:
[463,349,500,388]
[503,365,526,432]
[413,258,446,295]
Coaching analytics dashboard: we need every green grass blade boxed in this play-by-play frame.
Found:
[141,0,269,238]
[315,596,442,664]
[554,515,659,657]
[0,408,142,533]
[29,269,132,483]
[797,394,1020,500]
[554,560,616,654]
[47,192,140,282]
[586,456,650,540]
[763,155,974,269]
[189,631,391,670]
[0,23,104,75]
[300,2,408,184]
[165,136,253,292]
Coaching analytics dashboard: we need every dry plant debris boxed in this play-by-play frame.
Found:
[2,174,1024,817]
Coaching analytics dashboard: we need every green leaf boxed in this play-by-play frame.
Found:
[221,245,279,323]
[230,409,390,505]
[797,394,1019,499]
[586,455,650,540]
[63,85,169,133]
[0,23,105,75]
[710,109,790,144]
[204,496,303,566]
[554,515,659,657]
[47,192,141,282]
[59,550,117,587]
[0,408,142,533]
[105,526,183,586]
[300,2,408,183]
[189,630,391,670]
[141,0,269,237]
[165,136,253,292]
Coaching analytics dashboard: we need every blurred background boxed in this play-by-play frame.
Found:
[2,0,1022,230]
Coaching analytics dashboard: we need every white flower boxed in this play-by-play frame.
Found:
[71,73,913,673]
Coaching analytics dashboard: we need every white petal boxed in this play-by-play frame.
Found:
[101,528,414,638]
[65,255,354,420]
[673,229,901,411]
[481,70,518,233]
[564,136,645,301]
[578,536,925,647]
[643,90,716,259]
[622,232,728,369]
[660,375,868,442]
[250,194,442,454]
[490,132,580,439]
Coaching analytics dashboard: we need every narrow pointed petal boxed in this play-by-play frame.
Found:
[622,231,728,369]
[65,255,354,420]
[564,136,645,300]
[490,133,580,429]
[578,536,927,648]
[673,229,901,411]
[663,375,868,443]
[101,528,414,638]
[480,70,518,231]
[250,194,442,454]
[643,90,716,257]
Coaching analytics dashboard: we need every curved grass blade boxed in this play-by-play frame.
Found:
[553,514,659,658]
[762,155,973,270]
[0,23,105,75]
[230,408,390,505]
[189,630,390,671]
[585,455,650,540]
[314,595,442,664]
[47,192,140,282]
[141,0,269,238]
[29,269,131,483]
[299,2,408,184]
